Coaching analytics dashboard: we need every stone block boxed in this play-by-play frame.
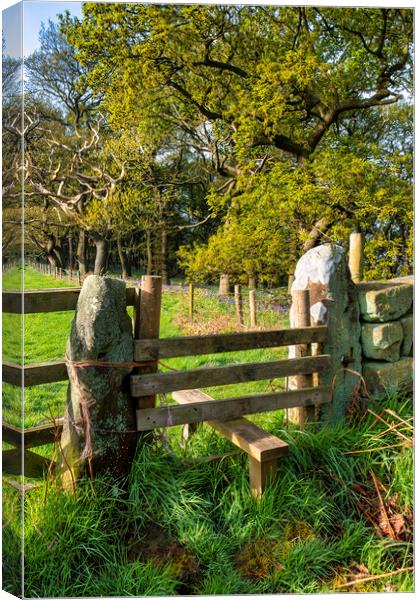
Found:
[361,321,403,362]
[400,314,413,356]
[357,280,413,322]
[363,357,413,395]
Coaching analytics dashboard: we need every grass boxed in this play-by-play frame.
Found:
[1,267,414,596]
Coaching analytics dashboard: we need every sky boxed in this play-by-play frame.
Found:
[2,1,82,57]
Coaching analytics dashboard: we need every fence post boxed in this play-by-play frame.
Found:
[349,232,363,283]
[134,276,162,416]
[288,289,314,427]
[189,283,194,321]
[249,289,257,327]
[235,284,244,327]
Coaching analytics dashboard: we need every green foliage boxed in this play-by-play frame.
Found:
[58,6,414,281]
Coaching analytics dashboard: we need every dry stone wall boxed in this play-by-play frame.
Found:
[358,277,413,394]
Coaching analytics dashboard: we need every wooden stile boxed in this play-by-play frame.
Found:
[131,354,330,397]
[134,326,327,360]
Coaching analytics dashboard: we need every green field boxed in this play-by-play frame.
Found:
[2,268,414,596]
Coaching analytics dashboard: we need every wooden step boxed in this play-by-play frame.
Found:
[172,388,289,496]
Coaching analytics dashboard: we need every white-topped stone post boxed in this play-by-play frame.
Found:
[288,243,362,423]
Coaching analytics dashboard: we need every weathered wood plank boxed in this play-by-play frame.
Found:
[2,361,68,386]
[137,385,331,430]
[135,326,327,360]
[173,388,289,462]
[2,419,64,448]
[249,456,278,498]
[2,448,54,478]
[2,287,136,314]
[131,354,330,397]
[2,478,40,492]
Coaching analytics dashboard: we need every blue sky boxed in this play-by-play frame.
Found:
[3,1,82,57]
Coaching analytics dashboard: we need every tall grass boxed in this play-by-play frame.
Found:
[1,267,414,595]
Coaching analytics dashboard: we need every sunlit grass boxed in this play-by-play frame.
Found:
[1,267,413,595]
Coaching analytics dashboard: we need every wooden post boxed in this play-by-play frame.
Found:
[133,276,162,413]
[288,289,314,427]
[249,457,278,498]
[249,289,257,328]
[235,284,244,327]
[189,283,194,321]
[77,271,81,286]
[349,232,363,283]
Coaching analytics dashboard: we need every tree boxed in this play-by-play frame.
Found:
[63,6,413,281]
[24,20,118,274]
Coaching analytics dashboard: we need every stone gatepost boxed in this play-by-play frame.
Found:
[60,276,137,490]
[289,243,362,422]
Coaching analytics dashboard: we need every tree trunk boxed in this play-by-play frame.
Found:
[219,274,232,296]
[302,217,333,253]
[68,231,73,270]
[46,252,60,269]
[126,243,132,277]
[146,229,153,275]
[117,237,129,279]
[77,229,87,275]
[45,234,63,268]
[161,229,170,285]
[93,235,108,275]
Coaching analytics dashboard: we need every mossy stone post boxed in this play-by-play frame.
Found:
[60,276,137,491]
[288,243,362,422]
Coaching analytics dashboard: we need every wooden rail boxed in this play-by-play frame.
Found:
[134,326,327,360]
[2,419,64,448]
[2,361,68,386]
[2,449,55,478]
[131,354,330,397]
[136,384,331,430]
[2,287,136,314]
